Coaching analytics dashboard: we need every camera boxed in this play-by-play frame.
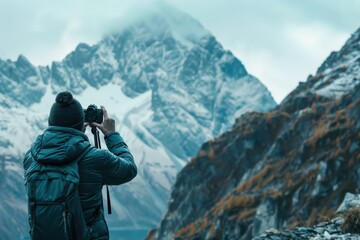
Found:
[84,104,103,124]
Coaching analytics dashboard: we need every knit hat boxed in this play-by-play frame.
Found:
[48,91,84,131]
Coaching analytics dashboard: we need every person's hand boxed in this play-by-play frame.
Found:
[82,122,90,133]
[90,106,116,136]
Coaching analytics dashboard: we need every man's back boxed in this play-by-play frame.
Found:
[23,126,90,240]
[23,91,137,240]
[24,126,137,239]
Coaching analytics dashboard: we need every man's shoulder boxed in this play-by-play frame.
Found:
[80,147,109,163]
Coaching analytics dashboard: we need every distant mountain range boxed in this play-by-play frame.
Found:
[0,3,276,239]
[149,27,360,240]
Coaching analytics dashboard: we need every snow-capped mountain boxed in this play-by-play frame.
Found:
[0,3,276,239]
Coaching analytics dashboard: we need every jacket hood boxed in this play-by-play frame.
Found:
[31,126,91,165]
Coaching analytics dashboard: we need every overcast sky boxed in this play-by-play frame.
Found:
[0,0,359,103]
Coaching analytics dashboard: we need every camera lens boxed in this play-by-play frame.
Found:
[85,105,98,123]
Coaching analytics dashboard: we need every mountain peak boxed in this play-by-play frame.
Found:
[147,2,210,46]
[317,27,360,74]
[16,54,30,63]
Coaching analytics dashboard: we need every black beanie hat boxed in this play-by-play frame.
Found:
[48,91,84,131]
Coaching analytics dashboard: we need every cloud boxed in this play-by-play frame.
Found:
[0,0,156,65]
[232,22,350,103]
[0,0,358,102]
[285,23,348,56]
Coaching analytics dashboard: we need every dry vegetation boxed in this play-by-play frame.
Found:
[342,207,360,234]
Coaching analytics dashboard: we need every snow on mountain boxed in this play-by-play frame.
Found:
[313,28,360,98]
[282,28,360,102]
[0,3,276,239]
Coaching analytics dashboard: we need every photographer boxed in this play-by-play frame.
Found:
[23,91,137,240]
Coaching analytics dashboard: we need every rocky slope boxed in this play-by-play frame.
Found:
[150,27,360,240]
[0,3,276,239]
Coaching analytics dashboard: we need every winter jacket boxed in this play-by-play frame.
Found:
[23,126,137,239]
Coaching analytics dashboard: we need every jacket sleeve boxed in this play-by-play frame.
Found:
[101,132,137,185]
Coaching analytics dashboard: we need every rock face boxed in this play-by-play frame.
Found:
[337,193,360,214]
[151,28,360,240]
[0,3,276,239]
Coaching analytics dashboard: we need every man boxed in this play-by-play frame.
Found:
[23,91,137,239]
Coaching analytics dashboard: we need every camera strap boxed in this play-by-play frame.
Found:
[92,126,112,215]
[106,186,112,214]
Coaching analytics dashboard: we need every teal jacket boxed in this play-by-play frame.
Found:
[23,126,137,239]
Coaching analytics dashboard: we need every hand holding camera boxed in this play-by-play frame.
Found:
[84,105,115,136]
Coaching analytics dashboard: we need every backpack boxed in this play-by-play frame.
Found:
[25,153,90,240]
